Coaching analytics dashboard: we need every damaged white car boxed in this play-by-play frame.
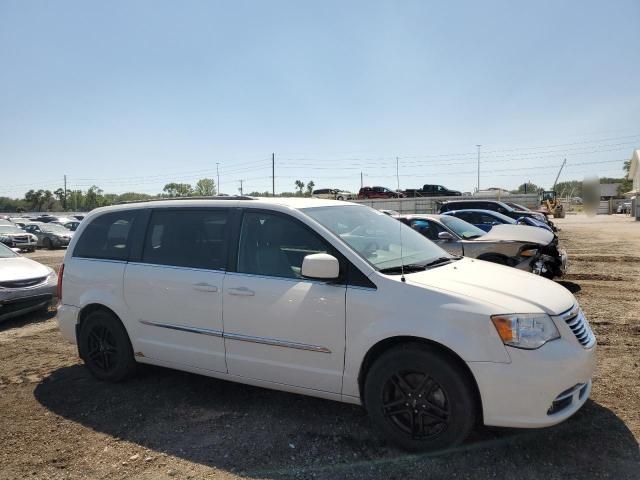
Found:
[398,214,567,278]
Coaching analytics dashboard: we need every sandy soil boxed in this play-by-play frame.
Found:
[1,215,638,479]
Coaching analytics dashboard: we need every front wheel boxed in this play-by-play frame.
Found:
[78,310,136,382]
[336,195,345,201]
[43,237,54,250]
[364,345,477,451]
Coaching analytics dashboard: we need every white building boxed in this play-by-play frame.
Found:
[628,149,640,219]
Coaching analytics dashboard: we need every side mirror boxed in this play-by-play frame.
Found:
[301,253,340,280]
[438,231,454,241]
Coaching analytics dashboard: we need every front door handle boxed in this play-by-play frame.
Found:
[192,282,218,292]
[228,287,255,296]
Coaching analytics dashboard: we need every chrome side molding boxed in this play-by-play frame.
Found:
[138,320,331,353]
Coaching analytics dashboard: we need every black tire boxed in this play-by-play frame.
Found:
[43,237,54,250]
[28,247,36,253]
[78,310,136,382]
[364,344,477,451]
[336,195,345,201]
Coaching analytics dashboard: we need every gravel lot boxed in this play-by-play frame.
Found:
[1,214,639,480]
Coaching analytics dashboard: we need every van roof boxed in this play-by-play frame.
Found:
[108,196,357,210]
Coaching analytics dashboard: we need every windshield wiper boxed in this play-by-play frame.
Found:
[423,256,457,267]
[378,264,427,274]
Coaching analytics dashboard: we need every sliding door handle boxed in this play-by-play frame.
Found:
[227,287,255,296]
[192,282,218,292]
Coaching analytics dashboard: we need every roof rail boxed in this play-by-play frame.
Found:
[114,195,256,205]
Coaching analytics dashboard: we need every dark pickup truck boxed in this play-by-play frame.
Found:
[404,184,462,197]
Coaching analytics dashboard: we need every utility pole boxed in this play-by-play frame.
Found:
[272,152,275,197]
[239,179,244,195]
[396,157,400,192]
[216,163,220,196]
[63,174,67,210]
[360,171,363,189]
[476,145,482,193]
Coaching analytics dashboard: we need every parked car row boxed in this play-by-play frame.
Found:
[0,215,83,251]
[47,197,593,453]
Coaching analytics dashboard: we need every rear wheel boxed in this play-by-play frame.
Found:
[79,310,136,382]
[364,345,476,451]
[337,195,345,201]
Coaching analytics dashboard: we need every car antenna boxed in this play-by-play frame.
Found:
[396,156,406,283]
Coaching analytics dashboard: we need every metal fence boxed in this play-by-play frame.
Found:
[352,194,540,214]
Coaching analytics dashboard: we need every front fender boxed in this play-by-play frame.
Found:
[342,280,511,398]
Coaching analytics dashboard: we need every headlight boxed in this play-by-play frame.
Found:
[519,248,538,257]
[491,313,560,349]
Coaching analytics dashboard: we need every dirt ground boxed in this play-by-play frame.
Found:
[1,214,639,480]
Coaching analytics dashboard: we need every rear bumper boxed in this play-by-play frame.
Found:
[468,337,596,428]
[56,304,80,343]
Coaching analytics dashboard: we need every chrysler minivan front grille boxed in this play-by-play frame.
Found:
[557,306,596,349]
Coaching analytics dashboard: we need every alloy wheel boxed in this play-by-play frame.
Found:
[382,370,450,439]
[86,325,118,372]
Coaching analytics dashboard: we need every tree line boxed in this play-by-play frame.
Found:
[0,178,319,213]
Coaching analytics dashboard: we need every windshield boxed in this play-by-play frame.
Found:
[477,211,516,224]
[507,202,530,211]
[302,205,449,270]
[439,216,486,239]
[43,225,69,234]
[0,242,18,258]
[0,225,24,234]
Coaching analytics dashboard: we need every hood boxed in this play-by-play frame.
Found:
[477,224,553,245]
[405,257,575,315]
[0,256,53,282]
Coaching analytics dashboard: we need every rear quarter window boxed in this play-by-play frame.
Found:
[73,210,139,261]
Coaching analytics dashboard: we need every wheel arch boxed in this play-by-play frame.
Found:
[476,252,511,264]
[357,335,483,422]
[76,303,129,357]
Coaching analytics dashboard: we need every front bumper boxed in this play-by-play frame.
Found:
[1,237,37,250]
[468,331,596,428]
[0,276,58,322]
[52,237,71,247]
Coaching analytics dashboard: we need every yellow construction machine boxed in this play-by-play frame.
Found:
[540,159,566,218]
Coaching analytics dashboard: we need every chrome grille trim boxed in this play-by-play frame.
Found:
[555,305,596,349]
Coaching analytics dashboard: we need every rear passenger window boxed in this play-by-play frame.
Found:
[74,211,139,261]
[142,209,228,270]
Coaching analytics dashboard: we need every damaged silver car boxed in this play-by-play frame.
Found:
[397,214,567,278]
[0,243,58,322]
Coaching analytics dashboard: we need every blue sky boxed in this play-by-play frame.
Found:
[2,0,639,196]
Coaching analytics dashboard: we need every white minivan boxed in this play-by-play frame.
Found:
[56,197,596,451]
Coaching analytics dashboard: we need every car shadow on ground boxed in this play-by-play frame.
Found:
[0,308,55,333]
[556,280,582,293]
[34,364,639,479]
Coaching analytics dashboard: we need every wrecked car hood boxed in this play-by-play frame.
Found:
[476,224,554,245]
